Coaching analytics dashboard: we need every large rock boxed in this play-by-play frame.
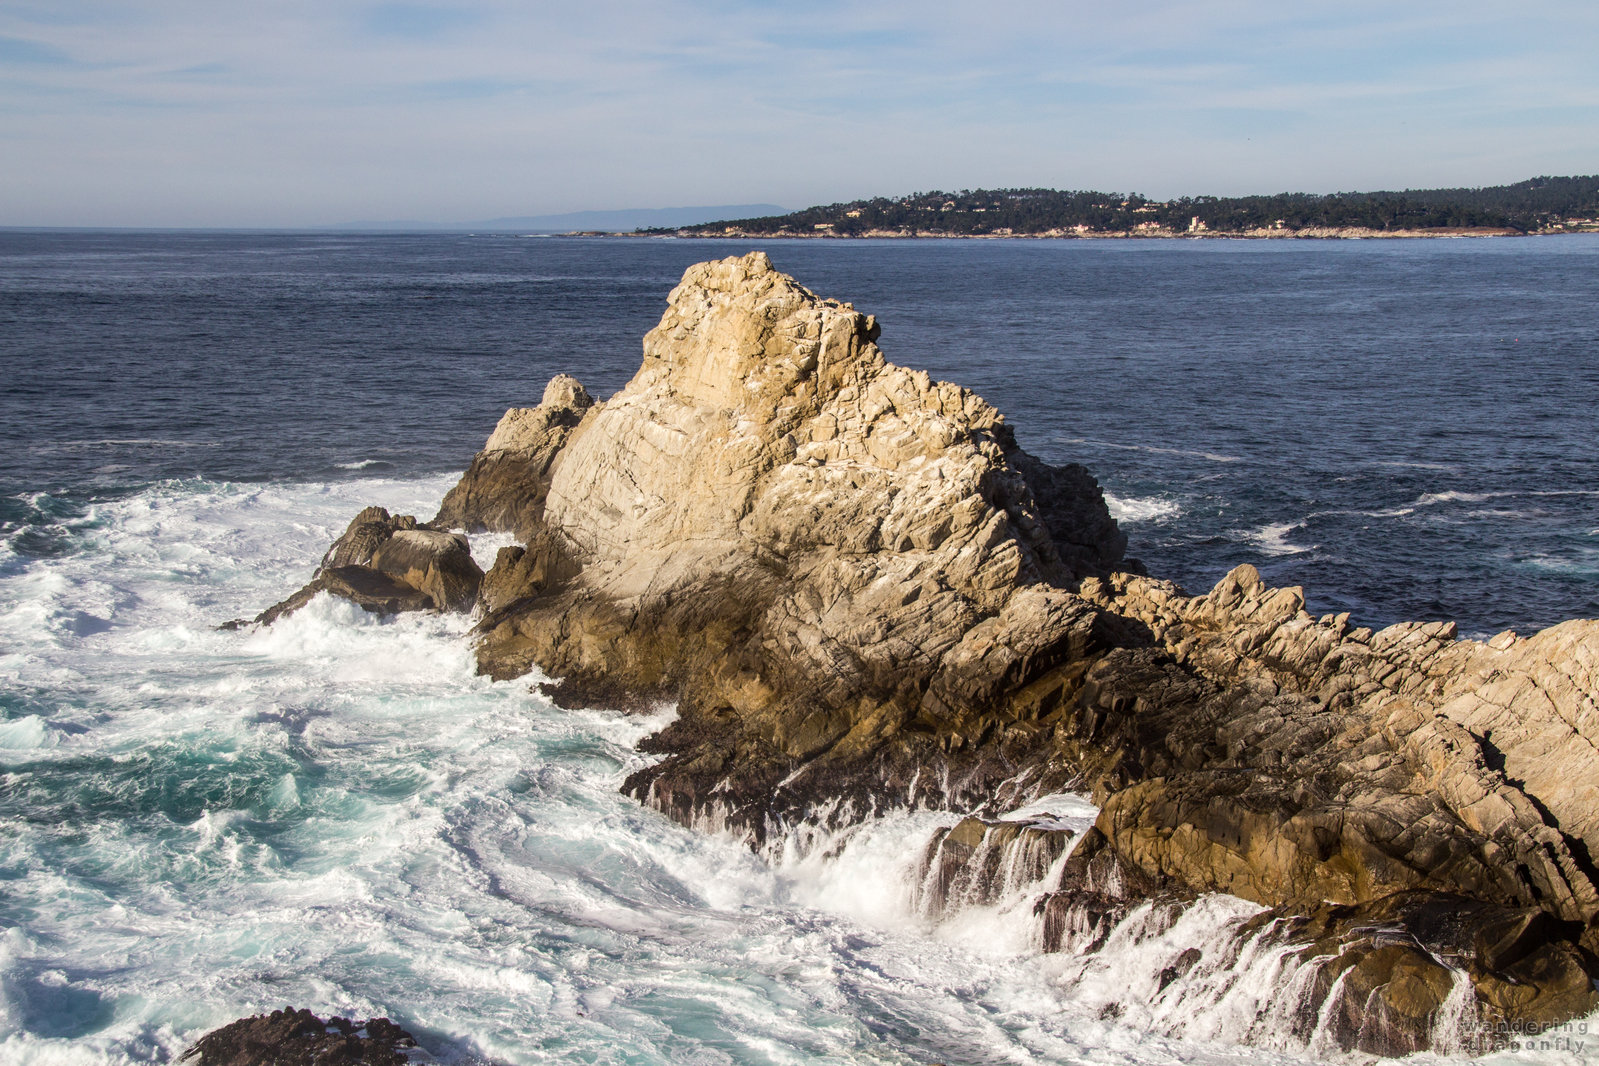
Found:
[262,253,1599,1052]
[1056,565,1599,1050]
[451,252,1126,833]
[1071,566,1599,926]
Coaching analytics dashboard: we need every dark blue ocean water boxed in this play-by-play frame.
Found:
[2,231,1598,1066]
[3,231,1597,633]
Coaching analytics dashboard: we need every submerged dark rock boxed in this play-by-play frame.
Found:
[180,1007,418,1066]
[261,252,1599,1054]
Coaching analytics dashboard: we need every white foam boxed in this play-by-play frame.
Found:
[1520,553,1599,576]
[1413,488,1599,508]
[1306,504,1415,520]
[465,529,521,571]
[7,473,1594,1066]
[1417,490,1492,506]
[1105,493,1182,524]
[997,791,1100,834]
[0,715,52,751]
[1056,437,1244,464]
[1374,460,1459,472]
[1247,522,1312,556]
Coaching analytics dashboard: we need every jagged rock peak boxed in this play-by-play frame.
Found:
[483,374,594,452]
[439,253,1124,608]
[535,250,1065,578]
[637,250,893,422]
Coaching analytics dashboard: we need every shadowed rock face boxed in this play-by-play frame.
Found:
[260,252,1599,1055]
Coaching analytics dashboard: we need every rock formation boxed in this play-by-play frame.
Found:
[444,250,1126,838]
[257,506,482,624]
[259,252,1599,1055]
[180,1008,418,1065]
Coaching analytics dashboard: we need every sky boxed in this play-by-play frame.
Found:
[2,1,1596,227]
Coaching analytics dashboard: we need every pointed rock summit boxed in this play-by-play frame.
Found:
[437,251,1122,700]
[442,250,1122,589]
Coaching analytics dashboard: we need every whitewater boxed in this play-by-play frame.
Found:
[0,472,1590,1066]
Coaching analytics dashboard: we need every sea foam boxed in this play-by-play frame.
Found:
[2,475,1593,1066]
[1105,493,1181,524]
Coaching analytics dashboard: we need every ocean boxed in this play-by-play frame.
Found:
[2,232,1596,1065]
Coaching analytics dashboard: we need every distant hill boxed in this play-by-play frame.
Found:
[335,205,788,233]
[656,177,1599,238]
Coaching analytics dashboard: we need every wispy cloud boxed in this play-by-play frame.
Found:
[360,2,485,40]
[0,34,79,65]
[1,1,1595,224]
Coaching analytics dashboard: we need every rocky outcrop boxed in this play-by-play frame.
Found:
[264,252,1599,1054]
[257,506,482,624]
[914,813,1075,916]
[180,1008,418,1065]
[434,375,595,539]
[442,252,1125,835]
[1046,566,1599,1052]
[1070,566,1599,925]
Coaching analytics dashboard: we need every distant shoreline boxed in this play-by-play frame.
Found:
[652,177,1599,242]
[4,225,1595,239]
[571,225,1598,240]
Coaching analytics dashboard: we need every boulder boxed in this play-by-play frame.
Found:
[256,506,482,623]
[1250,892,1597,1056]
[179,1007,418,1066]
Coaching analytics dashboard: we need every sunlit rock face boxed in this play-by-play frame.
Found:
[440,249,1128,829]
[255,505,481,624]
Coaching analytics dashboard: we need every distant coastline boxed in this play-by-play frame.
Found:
[560,224,1593,240]
[635,224,1583,240]
[644,175,1599,241]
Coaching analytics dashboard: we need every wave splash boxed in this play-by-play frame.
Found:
[1104,493,1181,524]
[1,475,1585,1065]
[751,799,1497,1062]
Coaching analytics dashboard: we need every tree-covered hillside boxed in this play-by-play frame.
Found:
[657,176,1599,237]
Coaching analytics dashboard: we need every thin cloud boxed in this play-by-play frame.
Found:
[1,1,1595,224]
[360,2,485,40]
[0,34,80,65]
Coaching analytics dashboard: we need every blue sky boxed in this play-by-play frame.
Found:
[2,1,1595,226]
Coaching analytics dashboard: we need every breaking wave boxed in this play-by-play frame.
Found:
[1,475,1591,1065]
[1105,493,1182,524]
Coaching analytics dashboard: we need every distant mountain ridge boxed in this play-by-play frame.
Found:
[657,176,1599,238]
[335,205,788,233]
